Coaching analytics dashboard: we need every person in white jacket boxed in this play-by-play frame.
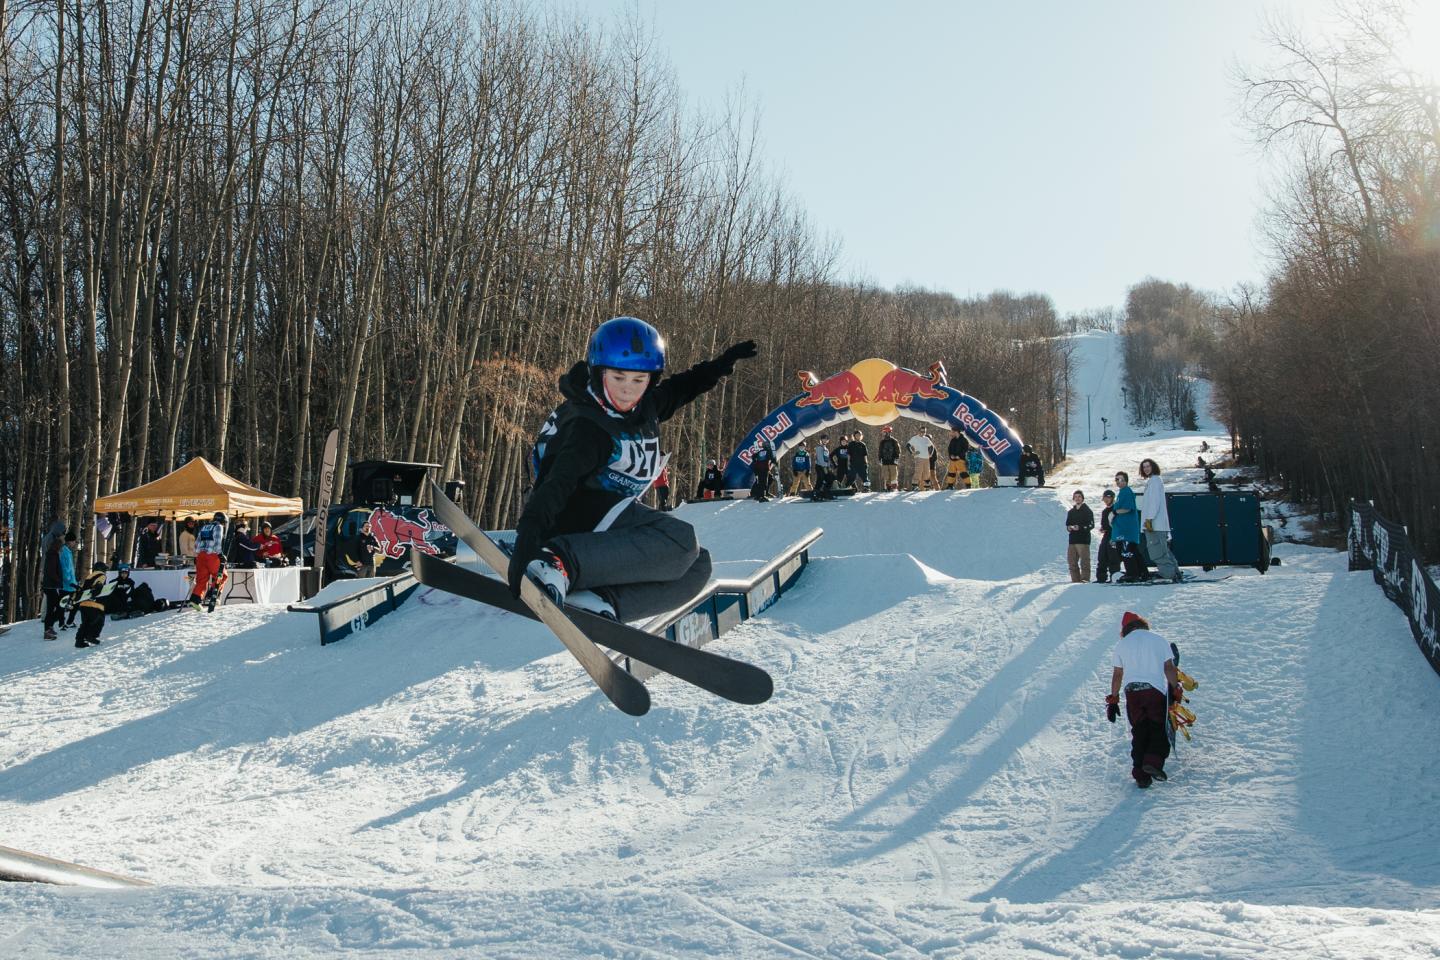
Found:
[907,430,936,490]
[1138,458,1181,582]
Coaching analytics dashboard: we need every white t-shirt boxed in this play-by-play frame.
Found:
[1112,628,1173,693]
[908,435,934,459]
[1140,474,1170,531]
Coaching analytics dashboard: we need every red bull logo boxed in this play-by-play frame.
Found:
[871,362,948,406]
[368,508,450,559]
[953,402,1013,455]
[795,370,868,410]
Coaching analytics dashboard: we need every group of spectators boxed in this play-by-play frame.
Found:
[1062,458,1180,584]
[31,510,302,647]
[717,425,988,503]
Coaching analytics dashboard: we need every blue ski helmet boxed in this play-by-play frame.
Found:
[587,317,665,373]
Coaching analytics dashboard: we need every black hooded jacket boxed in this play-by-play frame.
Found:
[522,356,732,538]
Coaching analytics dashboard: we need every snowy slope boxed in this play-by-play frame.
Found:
[3,340,1439,958]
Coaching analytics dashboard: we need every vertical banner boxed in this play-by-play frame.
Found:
[312,429,340,580]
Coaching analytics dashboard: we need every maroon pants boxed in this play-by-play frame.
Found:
[1125,687,1170,780]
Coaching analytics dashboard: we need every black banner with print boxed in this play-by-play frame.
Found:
[1349,500,1440,677]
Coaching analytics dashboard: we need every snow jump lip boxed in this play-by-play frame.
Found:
[0,843,151,889]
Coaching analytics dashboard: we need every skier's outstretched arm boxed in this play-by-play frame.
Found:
[650,340,758,421]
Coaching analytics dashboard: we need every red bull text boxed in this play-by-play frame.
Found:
[953,402,1012,455]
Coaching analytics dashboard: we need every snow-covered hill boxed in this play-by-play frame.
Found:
[2,337,1438,959]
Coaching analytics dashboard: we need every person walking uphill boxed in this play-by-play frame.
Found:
[1065,490,1094,582]
[508,317,758,622]
[1106,611,1183,788]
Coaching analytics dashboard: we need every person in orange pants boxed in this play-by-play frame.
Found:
[189,512,228,610]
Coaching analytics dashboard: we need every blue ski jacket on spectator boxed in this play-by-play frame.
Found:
[792,449,811,472]
[1111,487,1142,543]
[59,546,77,592]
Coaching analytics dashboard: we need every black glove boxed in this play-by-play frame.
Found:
[507,526,543,598]
[1106,694,1120,723]
[717,340,759,374]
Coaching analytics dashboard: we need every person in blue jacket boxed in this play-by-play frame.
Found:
[788,443,813,496]
[509,317,757,621]
[1110,471,1149,582]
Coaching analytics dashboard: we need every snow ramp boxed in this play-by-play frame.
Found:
[2,474,1439,958]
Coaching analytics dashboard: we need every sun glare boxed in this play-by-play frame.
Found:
[1395,3,1440,82]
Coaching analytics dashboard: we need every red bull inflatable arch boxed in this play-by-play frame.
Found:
[721,358,1024,490]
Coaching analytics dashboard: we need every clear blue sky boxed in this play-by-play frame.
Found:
[574,0,1314,316]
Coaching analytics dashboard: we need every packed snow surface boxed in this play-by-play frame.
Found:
[3,334,1439,958]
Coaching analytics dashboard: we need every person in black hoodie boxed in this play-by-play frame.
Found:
[877,426,901,491]
[846,430,869,491]
[831,440,850,491]
[1095,489,1119,583]
[943,427,971,489]
[1018,444,1045,487]
[1065,490,1095,582]
[508,317,757,620]
[750,436,776,502]
[697,459,724,500]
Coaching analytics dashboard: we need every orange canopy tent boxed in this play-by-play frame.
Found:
[93,458,303,519]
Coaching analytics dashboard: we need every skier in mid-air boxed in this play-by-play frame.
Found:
[508,317,758,621]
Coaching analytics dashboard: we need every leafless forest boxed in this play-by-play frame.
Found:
[0,0,1075,620]
[1212,2,1440,556]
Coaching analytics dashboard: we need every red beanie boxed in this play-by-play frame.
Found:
[1121,611,1144,635]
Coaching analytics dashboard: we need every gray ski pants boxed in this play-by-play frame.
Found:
[1145,529,1180,580]
[549,502,712,621]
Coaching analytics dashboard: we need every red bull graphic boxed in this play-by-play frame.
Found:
[367,507,452,560]
[795,370,868,409]
[737,413,795,465]
[871,362,948,405]
[721,358,1024,489]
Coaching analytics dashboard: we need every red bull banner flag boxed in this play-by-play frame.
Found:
[721,358,1024,489]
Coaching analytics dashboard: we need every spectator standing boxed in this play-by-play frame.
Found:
[877,426,901,491]
[1017,445,1045,487]
[178,516,199,561]
[750,437,776,502]
[943,427,971,489]
[697,459,723,500]
[1095,489,1119,583]
[654,464,672,512]
[831,438,850,490]
[1111,471,1148,582]
[846,430,870,491]
[40,521,71,640]
[188,512,228,609]
[965,448,984,488]
[1139,458,1181,583]
[340,520,381,577]
[907,430,936,490]
[136,521,162,568]
[1065,490,1094,583]
[60,532,82,629]
[73,562,110,649]
[789,443,813,496]
[812,435,835,501]
[1106,611,1183,788]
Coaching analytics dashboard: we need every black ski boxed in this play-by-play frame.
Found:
[1105,573,1234,586]
[412,550,772,705]
[418,486,649,716]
